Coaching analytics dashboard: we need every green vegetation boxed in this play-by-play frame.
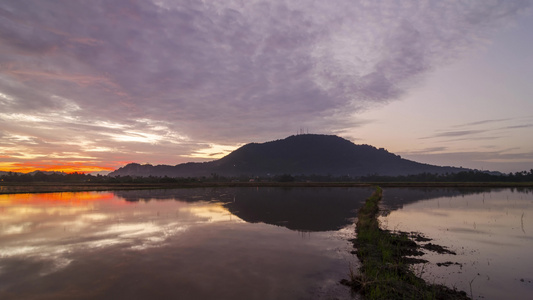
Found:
[2,170,533,195]
[0,171,200,184]
[3,169,533,184]
[360,169,533,183]
[344,187,470,299]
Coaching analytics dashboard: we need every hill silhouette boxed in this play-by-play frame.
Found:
[109,134,468,177]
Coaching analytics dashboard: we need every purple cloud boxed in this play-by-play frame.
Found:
[0,0,530,167]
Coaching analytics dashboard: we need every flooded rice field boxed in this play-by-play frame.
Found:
[0,187,371,300]
[380,187,533,300]
[1,186,532,299]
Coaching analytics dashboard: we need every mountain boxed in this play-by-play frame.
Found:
[109,134,468,177]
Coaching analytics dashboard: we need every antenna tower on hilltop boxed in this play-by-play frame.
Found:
[296,128,309,135]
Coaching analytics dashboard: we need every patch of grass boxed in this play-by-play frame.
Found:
[343,187,470,299]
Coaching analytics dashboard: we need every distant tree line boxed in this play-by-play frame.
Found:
[0,172,198,183]
[1,169,533,183]
[358,170,533,183]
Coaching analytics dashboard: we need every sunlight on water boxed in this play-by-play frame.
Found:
[0,191,115,205]
[0,188,364,300]
[380,188,533,300]
[0,192,239,265]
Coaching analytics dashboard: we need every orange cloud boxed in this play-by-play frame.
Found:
[0,161,116,174]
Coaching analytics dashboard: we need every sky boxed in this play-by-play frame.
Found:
[1,0,532,174]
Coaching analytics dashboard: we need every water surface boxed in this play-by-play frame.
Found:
[0,187,371,300]
[380,188,533,300]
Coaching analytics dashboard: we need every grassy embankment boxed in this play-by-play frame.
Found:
[344,187,470,299]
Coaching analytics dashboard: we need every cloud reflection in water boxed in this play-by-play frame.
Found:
[0,191,240,275]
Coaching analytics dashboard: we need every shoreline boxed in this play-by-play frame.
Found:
[1,181,533,194]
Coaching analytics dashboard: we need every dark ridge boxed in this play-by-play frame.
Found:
[109,134,469,177]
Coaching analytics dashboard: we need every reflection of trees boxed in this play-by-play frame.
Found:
[113,188,230,203]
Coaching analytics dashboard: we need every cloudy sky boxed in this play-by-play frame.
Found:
[1,0,532,174]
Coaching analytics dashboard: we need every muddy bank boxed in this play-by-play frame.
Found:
[343,187,470,299]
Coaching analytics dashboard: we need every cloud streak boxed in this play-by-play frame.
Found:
[401,148,533,172]
[405,115,533,172]
[0,0,531,170]
[422,116,533,141]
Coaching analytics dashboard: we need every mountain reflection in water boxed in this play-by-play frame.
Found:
[4,187,529,299]
[116,187,373,231]
[0,187,370,300]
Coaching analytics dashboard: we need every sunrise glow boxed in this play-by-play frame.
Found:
[0,162,116,174]
[0,1,531,173]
